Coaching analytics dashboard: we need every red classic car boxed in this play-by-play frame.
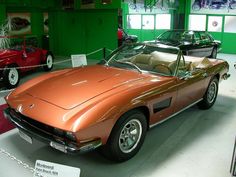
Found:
[4,43,230,162]
[0,42,53,88]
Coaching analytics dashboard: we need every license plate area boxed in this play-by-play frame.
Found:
[19,130,33,144]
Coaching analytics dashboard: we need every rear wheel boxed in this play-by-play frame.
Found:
[43,52,54,71]
[3,64,20,88]
[198,77,218,109]
[101,110,147,162]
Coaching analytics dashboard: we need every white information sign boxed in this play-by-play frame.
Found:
[34,160,80,177]
[71,54,87,68]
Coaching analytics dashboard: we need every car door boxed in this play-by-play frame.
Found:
[174,55,209,112]
[148,77,178,126]
[198,32,214,57]
[183,32,205,57]
[188,32,202,57]
[23,47,41,71]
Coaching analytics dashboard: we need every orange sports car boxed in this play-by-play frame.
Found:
[4,43,230,162]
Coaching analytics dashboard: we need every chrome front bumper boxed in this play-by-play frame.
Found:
[3,107,102,154]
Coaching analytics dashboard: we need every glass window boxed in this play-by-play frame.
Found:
[208,16,222,32]
[194,32,201,41]
[156,14,171,29]
[127,15,141,29]
[224,16,236,33]
[142,15,154,30]
[199,32,211,42]
[189,15,206,31]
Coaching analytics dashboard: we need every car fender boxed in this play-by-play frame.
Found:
[69,86,151,145]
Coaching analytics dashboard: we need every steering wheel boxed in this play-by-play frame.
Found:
[154,64,172,75]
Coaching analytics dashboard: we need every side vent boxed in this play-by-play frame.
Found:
[153,98,172,113]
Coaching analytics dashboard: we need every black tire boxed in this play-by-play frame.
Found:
[211,47,217,59]
[3,64,20,89]
[101,110,147,162]
[198,77,219,110]
[43,52,54,71]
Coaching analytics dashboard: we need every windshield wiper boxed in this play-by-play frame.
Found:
[115,60,142,73]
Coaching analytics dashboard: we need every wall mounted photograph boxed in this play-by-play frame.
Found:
[7,13,31,35]
[191,0,236,14]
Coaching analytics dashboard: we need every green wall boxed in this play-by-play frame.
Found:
[0,4,6,25]
[0,0,120,59]
[49,9,118,59]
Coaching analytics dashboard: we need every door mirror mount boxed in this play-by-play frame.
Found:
[180,71,193,80]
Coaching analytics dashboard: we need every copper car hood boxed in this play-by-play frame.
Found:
[26,65,146,110]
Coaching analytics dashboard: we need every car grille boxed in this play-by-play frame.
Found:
[8,108,75,143]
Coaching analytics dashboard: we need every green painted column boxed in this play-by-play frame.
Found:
[184,0,191,30]
[31,11,44,47]
[0,4,6,26]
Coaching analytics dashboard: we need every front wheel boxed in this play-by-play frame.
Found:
[101,110,147,162]
[3,65,20,89]
[43,52,54,71]
[198,77,219,110]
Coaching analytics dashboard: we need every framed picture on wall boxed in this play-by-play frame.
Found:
[191,0,236,14]
[7,13,31,35]
[44,13,49,34]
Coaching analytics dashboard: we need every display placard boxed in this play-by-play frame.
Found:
[71,54,87,67]
[34,160,80,177]
[230,137,236,176]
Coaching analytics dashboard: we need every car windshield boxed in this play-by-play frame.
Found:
[106,43,181,76]
[157,31,194,43]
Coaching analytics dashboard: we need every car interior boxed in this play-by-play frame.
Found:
[122,51,213,76]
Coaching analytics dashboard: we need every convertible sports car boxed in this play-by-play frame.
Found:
[4,43,230,162]
[0,38,54,88]
[152,30,221,58]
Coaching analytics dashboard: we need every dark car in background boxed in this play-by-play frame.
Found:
[150,30,221,58]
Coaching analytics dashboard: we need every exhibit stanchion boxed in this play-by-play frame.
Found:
[230,137,236,176]
[103,47,106,59]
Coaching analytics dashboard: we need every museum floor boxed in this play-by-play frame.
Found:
[0,53,235,177]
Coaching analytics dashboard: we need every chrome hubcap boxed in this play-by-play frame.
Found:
[46,55,53,68]
[207,81,217,103]
[8,68,18,85]
[119,119,142,153]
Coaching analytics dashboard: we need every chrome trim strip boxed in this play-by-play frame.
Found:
[149,98,203,128]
